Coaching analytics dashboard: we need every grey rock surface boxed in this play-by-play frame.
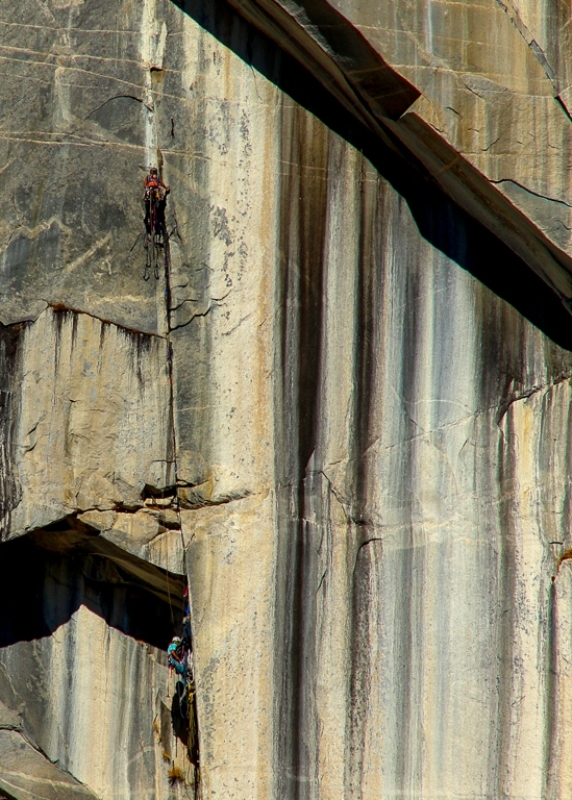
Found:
[0,729,98,800]
[0,307,174,540]
[2,0,572,799]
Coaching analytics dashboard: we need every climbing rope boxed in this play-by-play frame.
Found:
[160,185,201,796]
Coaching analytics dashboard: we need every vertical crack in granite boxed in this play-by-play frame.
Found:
[343,159,384,796]
[346,538,382,799]
[0,323,24,539]
[151,7,202,781]
[545,577,558,798]
[165,210,203,795]
[493,366,565,796]
[495,411,517,797]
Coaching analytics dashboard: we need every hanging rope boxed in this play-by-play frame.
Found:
[161,188,201,795]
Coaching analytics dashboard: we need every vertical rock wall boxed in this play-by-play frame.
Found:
[2,1,572,799]
[270,133,572,798]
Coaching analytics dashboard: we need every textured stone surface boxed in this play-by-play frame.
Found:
[0,307,174,540]
[0,530,189,799]
[2,0,572,799]
[0,729,98,800]
[220,0,572,304]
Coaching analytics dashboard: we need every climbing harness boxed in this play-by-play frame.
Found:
[143,169,170,281]
[144,189,168,280]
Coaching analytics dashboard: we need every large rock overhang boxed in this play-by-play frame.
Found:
[176,0,572,313]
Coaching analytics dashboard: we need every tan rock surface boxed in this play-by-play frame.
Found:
[2,1,572,799]
[0,307,174,539]
[224,0,572,304]
[0,728,99,800]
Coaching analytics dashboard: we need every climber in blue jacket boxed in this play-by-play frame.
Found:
[167,636,187,677]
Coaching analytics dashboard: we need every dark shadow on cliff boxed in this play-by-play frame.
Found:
[170,0,572,352]
[0,528,184,650]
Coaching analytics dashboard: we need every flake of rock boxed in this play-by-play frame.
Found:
[0,729,98,800]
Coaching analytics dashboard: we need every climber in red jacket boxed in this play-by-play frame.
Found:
[143,167,170,235]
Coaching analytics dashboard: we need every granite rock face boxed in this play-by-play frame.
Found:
[0,307,174,538]
[222,0,572,300]
[2,1,572,799]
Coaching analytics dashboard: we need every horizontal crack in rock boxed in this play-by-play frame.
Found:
[490,179,572,209]
[47,303,166,339]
